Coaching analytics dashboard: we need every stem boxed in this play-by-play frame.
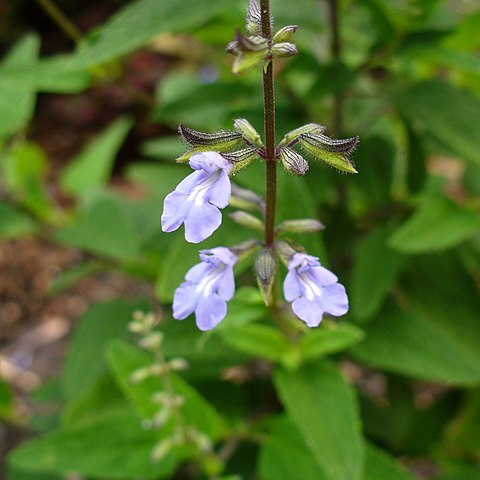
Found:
[260,0,277,247]
[35,0,83,43]
[325,0,343,134]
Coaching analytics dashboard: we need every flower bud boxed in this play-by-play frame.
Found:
[230,183,265,212]
[299,132,359,173]
[151,440,173,462]
[139,331,164,351]
[229,211,264,231]
[233,118,264,148]
[223,148,258,173]
[271,42,298,58]
[230,238,262,262]
[280,123,326,147]
[246,0,262,35]
[276,239,303,266]
[279,147,309,176]
[278,219,325,233]
[236,30,268,52]
[255,249,277,306]
[232,50,267,74]
[273,25,298,43]
[168,357,189,372]
[178,124,242,149]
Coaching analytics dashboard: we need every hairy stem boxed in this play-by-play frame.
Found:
[326,0,343,134]
[260,0,277,247]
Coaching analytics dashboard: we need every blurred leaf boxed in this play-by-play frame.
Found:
[396,79,480,165]
[7,408,176,479]
[220,324,290,362]
[60,117,132,197]
[405,122,427,194]
[55,193,142,261]
[0,34,39,137]
[258,416,328,480]
[351,227,405,321]
[274,362,364,480]
[299,323,364,361]
[63,299,150,401]
[0,378,14,420]
[389,196,478,253]
[0,203,36,238]
[438,465,480,480]
[445,389,480,455]
[3,142,54,220]
[363,444,416,480]
[47,261,101,296]
[307,62,355,100]
[140,136,184,161]
[106,339,227,439]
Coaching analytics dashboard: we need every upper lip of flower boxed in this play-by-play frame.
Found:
[187,170,222,207]
[195,263,226,296]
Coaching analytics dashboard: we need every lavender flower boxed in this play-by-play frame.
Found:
[161,152,233,243]
[283,252,348,327]
[173,247,237,330]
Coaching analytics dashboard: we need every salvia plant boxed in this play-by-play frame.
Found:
[161,0,359,331]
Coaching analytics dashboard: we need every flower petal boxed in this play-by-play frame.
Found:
[185,262,210,282]
[190,152,232,174]
[291,296,324,327]
[161,190,188,232]
[309,265,338,286]
[319,283,349,316]
[195,294,227,330]
[184,203,222,243]
[283,269,302,301]
[206,170,231,208]
[175,170,207,194]
[173,282,199,320]
[218,266,235,300]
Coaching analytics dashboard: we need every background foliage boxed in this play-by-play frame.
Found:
[1,0,480,479]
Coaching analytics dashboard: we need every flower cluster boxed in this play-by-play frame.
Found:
[160,0,357,332]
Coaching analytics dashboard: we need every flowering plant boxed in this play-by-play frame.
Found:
[161,0,358,331]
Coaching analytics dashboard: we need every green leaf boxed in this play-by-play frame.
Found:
[55,193,141,261]
[63,299,150,401]
[299,323,364,361]
[0,34,39,136]
[7,409,176,479]
[0,203,36,238]
[0,379,14,420]
[258,416,328,480]
[106,339,227,440]
[3,141,54,220]
[389,196,478,253]
[395,79,480,165]
[220,324,291,362]
[60,117,132,197]
[351,227,406,320]
[274,362,364,480]
[363,444,416,480]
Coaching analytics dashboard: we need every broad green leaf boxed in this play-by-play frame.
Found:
[7,409,176,479]
[61,117,132,197]
[389,196,478,253]
[351,304,480,386]
[395,79,480,165]
[0,203,36,238]
[55,193,141,261]
[3,142,54,220]
[298,322,364,361]
[274,362,364,480]
[0,34,39,136]
[363,444,416,480]
[106,340,227,440]
[220,324,291,362]
[258,416,328,480]
[140,136,184,161]
[351,227,405,320]
[63,299,150,401]
[438,465,480,480]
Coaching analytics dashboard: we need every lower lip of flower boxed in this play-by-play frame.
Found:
[195,264,226,297]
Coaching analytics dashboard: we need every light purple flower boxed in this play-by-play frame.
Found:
[284,252,348,327]
[173,247,237,331]
[161,152,233,243]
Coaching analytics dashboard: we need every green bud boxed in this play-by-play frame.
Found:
[230,238,262,262]
[271,42,298,58]
[223,148,258,174]
[279,147,309,176]
[151,440,173,462]
[255,249,277,306]
[280,123,327,147]
[232,50,267,74]
[301,132,359,155]
[229,211,264,231]
[299,133,358,173]
[230,183,265,212]
[278,218,325,233]
[236,30,268,52]
[275,239,304,266]
[233,118,264,148]
[246,0,262,35]
[273,25,298,43]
